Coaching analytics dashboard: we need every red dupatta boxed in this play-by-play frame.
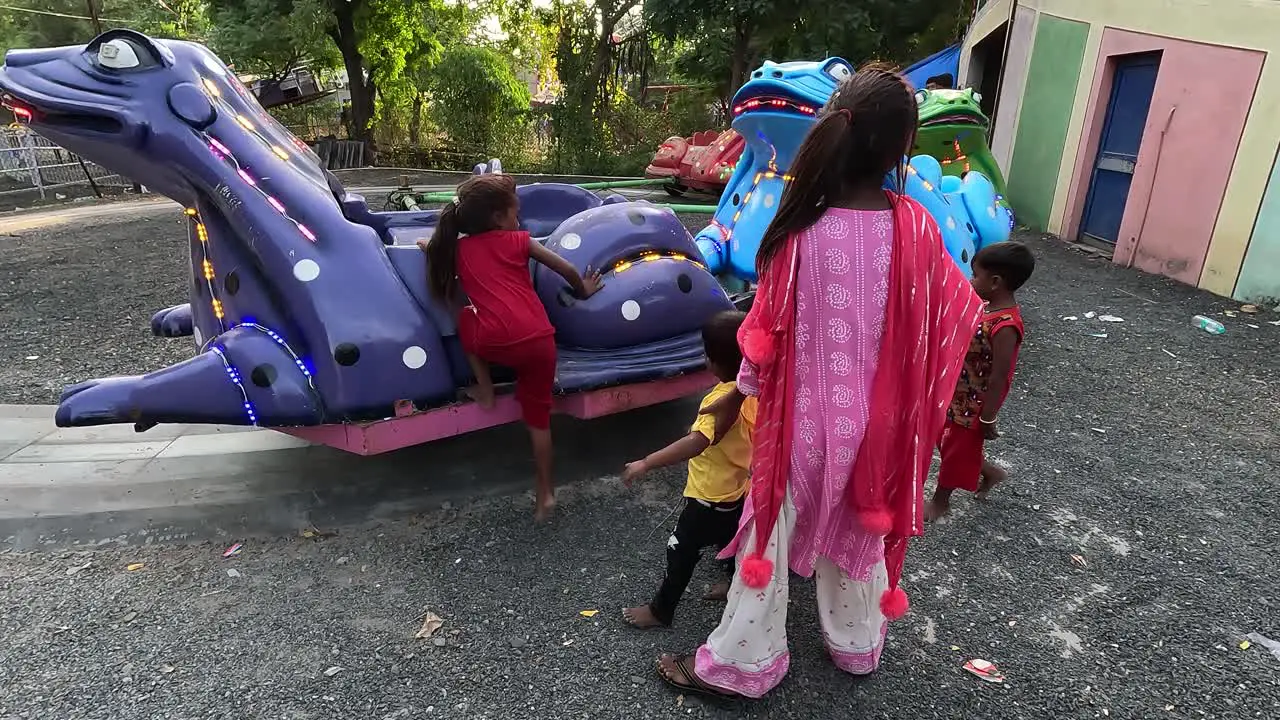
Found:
[737,193,983,618]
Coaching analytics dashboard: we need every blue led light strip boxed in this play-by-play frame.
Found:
[239,321,316,385]
[211,346,258,426]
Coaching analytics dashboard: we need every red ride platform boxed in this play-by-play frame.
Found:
[278,371,715,455]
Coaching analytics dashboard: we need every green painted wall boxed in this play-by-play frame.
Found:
[1235,145,1280,303]
[1006,15,1090,231]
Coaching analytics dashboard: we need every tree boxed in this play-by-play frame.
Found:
[0,1,208,57]
[644,0,974,107]
[206,0,460,147]
[208,0,335,82]
[427,46,531,150]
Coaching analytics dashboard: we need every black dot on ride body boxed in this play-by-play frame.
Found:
[627,210,645,226]
[677,274,693,293]
[224,270,240,296]
[250,364,277,388]
[334,343,360,366]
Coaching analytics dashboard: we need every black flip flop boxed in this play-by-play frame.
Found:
[655,653,743,700]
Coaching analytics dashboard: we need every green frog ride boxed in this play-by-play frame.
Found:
[912,87,1009,203]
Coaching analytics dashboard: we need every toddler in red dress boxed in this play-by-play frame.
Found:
[926,241,1035,520]
[421,174,601,522]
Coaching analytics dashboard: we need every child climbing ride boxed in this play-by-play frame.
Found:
[620,310,757,629]
[650,65,985,699]
[926,241,1036,521]
[421,173,602,523]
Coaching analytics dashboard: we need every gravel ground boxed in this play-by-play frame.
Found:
[1,193,1279,718]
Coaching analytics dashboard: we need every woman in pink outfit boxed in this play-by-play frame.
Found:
[655,66,985,699]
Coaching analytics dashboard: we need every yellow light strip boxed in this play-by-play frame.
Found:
[610,251,707,274]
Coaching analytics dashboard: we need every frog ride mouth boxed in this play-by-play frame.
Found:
[920,112,985,128]
[731,93,820,119]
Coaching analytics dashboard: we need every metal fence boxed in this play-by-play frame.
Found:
[0,126,133,199]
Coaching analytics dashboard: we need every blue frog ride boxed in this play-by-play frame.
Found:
[694,58,1015,282]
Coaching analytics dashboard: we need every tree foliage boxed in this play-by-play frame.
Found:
[0,0,980,174]
[208,0,335,80]
[428,45,531,150]
[0,1,208,57]
[645,0,974,106]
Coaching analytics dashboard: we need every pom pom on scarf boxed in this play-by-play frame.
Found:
[859,509,893,537]
[741,554,773,589]
[880,586,909,620]
[742,328,775,367]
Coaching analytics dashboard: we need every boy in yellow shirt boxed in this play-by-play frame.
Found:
[621,310,757,629]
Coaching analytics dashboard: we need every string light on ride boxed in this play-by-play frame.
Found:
[233,321,318,401]
[211,346,258,426]
[608,249,707,275]
[203,130,318,243]
[185,207,226,333]
[906,164,934,193]
[940,139,971,173]
[732,97,818,117]
[208,137,231,157]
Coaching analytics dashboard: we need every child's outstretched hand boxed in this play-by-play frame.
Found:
[579,266,603,299]
[622,460,648,486]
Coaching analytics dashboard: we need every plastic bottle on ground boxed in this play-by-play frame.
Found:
[1192,315,1226,334]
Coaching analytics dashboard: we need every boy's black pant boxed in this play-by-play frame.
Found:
[649,495,745,626]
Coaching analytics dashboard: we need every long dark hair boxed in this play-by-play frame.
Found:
[425,173,519,304]
[756,65,918,275]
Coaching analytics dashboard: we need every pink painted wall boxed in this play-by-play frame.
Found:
[1062,29,1264,284]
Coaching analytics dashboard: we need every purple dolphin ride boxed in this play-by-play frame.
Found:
[0,30,731,452]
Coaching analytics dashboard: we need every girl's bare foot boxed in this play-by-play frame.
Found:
[463,384,496,409]
[977,463,1008,499]
[623,605,665,629]
[924,499,950,522]
[702,581,730,602]
[534,494,557,524]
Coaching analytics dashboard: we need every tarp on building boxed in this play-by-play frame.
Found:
[902,44,961,90]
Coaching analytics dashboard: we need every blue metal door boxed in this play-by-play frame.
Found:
[1079,54,1160,245]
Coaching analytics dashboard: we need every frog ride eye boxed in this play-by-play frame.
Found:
[825,63,853,82]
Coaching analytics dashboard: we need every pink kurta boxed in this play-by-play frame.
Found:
[728,207,892,583]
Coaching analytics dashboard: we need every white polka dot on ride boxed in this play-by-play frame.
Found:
[293,259,320,282]
[401,346,427,369]
[559,233,581,250]
[621,300,641,321]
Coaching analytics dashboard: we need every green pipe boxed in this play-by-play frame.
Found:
[414,190,459,202]
[410,177,670,203]
[573,178,670,190]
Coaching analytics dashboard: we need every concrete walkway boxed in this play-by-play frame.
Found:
[0,400,692,550]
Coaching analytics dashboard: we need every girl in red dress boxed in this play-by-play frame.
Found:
[422,174,601,522]
[926,241,1035,520]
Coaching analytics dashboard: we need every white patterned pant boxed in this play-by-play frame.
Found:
[692,489,888,698]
